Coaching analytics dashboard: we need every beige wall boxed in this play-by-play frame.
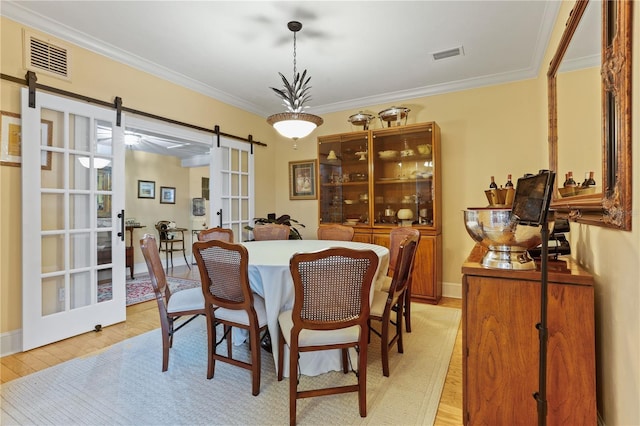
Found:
[1,2,639,423]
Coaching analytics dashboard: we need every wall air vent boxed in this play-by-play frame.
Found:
[432,46,464,61]
[23,30,71,80]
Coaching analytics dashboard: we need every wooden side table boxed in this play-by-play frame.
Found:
[126,225,145,279]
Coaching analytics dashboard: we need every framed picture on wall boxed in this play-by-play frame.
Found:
[138,180,155,199]
[289,160,317,200]
[202,177,209,200]
[1,111,53,170]
[160,186,176,204]
[192,197,205,216]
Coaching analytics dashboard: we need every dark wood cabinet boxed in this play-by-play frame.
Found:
[461,253,596,425]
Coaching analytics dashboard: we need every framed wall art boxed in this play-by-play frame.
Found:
[289,160,317,200]
[138,180,155,199]
[1,111,53,170]
[192,197,205,216]
[160,186,176,204]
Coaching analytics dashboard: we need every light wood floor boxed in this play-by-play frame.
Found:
[0,266,463,425]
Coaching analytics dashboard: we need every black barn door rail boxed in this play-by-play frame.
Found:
[1,71,267,148]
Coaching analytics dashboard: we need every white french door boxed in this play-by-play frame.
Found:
[21,89,125,350]
[210,137,254,242]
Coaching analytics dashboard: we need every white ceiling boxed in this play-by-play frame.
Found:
[3,1,598,159]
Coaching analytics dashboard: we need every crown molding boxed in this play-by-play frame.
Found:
[2,0,561,118]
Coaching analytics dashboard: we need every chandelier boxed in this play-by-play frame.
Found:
[267,21,323,148]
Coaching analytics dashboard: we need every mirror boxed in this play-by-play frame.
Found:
[549,0,633,230]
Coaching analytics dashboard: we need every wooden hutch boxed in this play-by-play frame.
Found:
[317,122,442,303]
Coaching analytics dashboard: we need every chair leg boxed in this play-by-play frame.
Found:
[161,329,170,372]
[404,289,412,333]
[206,314,216,379]
[289,342,298,426]
[168,318,174,348]
[357,338,368,417]
[224,325,232,357]
[341,348,349,373]
[381,313,390,377]
[397,302,404,354]
[182,244,191,269]
[250,325,261,396]
[277,328,285,381]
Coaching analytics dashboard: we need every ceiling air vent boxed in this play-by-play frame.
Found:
[432,46,464,61]
[23,30,71,80]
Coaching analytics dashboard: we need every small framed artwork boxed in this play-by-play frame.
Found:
[202,177,209,200]
[1,111,53,170]
[192,197,205,216]
[289,160,317,200]
[160,186,176,204]
[138,180,155,199]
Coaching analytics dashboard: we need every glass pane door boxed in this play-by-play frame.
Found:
[21,89,125,350]
[211,137,254,242]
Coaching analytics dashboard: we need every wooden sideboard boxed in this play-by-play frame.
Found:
[461,249,596,425]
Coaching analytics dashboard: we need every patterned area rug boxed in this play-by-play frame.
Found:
[0,303,460,425]
[97,275,200,306]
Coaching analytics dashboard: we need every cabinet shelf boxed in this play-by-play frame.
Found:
[375,177,432,184]
[376,154,432,162]
[321,181,368,187]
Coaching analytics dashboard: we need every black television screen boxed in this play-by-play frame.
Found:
[510,171,555,226]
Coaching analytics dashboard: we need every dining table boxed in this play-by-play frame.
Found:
[236,239,390,377]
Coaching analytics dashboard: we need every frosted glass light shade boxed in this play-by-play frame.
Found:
[267,112,324,140]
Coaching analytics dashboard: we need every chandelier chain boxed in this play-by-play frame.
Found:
[292,31,297,78]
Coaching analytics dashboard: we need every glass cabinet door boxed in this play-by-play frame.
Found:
[318,131,370,226]
[371,124,435,227]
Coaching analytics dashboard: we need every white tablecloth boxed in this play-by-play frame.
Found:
[238,240,389,377]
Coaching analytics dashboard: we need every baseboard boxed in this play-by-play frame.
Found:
[0,328,22,357]
[443,280,462,299]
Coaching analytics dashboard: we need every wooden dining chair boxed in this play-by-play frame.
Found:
[155,220,190,271]
[368,233,419,376]
[193,239,268,396]
[197,227,234,243]
[317,224,355,241]
[278,247,379,425]
[380,227,421,332]
[140,234,205,372]
[252,223,290,241]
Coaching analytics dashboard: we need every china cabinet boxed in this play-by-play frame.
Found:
[461,247,596,425]
[317,122,441,303]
